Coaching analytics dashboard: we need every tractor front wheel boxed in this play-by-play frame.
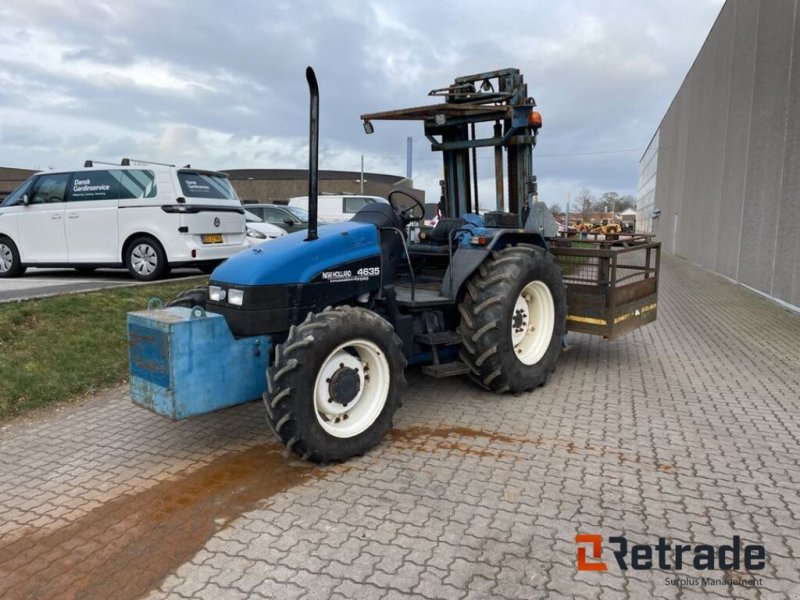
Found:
[265,306,406,463]
[457,245,566,393]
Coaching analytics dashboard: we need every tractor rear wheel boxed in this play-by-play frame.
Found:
[457,245,566,393]
[265,306,406,463]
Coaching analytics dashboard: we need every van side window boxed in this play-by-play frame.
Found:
[30,173,70,204]
[70,170,119,201]
[344,197,372,213]
[114,170,157,199]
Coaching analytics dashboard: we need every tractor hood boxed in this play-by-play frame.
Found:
[211,221,381,286]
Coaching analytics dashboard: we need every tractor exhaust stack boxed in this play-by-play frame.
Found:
[305,66,320,242]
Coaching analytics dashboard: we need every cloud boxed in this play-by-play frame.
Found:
[0,0,724,204]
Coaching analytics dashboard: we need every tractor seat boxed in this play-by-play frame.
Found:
[351,202,404,231]
[427,217,468,242]
[409,217,468,255]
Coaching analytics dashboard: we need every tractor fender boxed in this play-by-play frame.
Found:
[488,230,548,253]
[440,230,549,299]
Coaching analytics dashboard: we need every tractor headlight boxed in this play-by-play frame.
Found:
[209,285,225,301]
[228,288,244,306]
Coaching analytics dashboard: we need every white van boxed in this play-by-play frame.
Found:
[0,161,249,280]
[287,195,388,223]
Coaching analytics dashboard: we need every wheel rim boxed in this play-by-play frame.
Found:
[510,280,555,365]
[313,339,390,438]
[0,243,12,273]
[131,244,157,275]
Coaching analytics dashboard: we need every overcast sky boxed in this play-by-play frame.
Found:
[0,0,723,207]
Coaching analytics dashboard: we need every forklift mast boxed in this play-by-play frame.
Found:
[361,68,541,224]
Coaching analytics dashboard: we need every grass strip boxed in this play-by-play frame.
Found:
[0,280,202,421]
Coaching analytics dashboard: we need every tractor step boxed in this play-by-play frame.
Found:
[414,331,462,346]
[422,361,471,378]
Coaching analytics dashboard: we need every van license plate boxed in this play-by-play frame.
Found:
[201,234,223,244]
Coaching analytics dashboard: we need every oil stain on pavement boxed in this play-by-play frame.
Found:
[0,443,315,600]
[0,424,671,600]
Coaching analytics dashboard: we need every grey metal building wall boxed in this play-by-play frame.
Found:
[643,0,800,309]
[636,131,658,233]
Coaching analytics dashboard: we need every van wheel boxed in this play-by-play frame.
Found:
[126,236,167,281]
[0,237,26,278]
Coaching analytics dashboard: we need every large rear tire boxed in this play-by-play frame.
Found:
[457,245,566,393]
[265,306,406,463]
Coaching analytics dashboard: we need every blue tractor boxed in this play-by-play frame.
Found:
[129,68,611,462]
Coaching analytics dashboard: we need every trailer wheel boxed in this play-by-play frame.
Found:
[265,306,406,463]
[457,245,566,393]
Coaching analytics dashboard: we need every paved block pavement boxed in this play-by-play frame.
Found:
[0,254,798,599]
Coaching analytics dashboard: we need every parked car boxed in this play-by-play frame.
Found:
[243,203,319,234]
[287,195,388,223]
[244,210,287,245]
[0,161,248,280]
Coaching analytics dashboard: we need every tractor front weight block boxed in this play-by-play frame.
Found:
[127,307,271,420]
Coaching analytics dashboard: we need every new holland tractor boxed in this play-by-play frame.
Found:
[128,67,660,463]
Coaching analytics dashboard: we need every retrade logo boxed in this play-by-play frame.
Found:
[575,534,766,572]
[576,534,607,571]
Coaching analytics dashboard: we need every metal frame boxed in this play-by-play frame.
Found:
[549,237,662,340]
[361,68,539,223]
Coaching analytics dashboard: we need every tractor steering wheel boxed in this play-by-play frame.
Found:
[388,189,425,223]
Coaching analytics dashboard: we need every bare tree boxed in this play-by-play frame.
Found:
[593,192,636,214]
[576,188,593,220]
[549,203,562,217]
[617,195,636,212]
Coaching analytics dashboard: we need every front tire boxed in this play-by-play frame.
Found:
[457,245,566,393]
[0,237,26,278]
[126,236,167,281]
[265,306,406,463]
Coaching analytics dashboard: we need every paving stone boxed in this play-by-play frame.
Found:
[1,255,799,599]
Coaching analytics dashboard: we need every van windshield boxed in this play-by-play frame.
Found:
[178,172,239,200]
[1,180,32,207]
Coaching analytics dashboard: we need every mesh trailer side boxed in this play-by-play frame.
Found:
[549,235,661,340]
